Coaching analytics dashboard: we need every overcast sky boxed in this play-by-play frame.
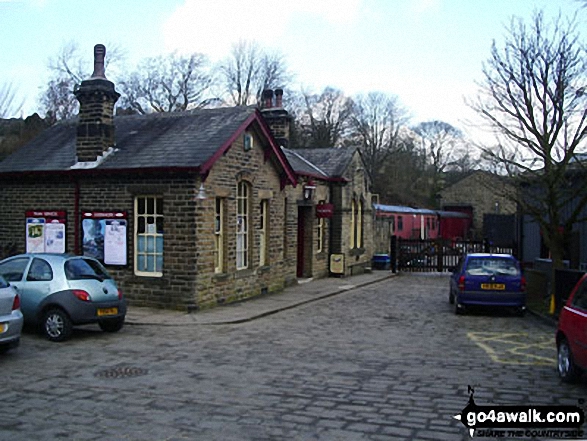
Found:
[0,0,583,143]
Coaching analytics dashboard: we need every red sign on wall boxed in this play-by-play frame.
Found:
[316,203,334,218]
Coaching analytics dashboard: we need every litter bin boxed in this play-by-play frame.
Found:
[372,254,391,270]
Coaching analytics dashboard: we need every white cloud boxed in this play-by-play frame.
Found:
[410,0,441,14]
[162,0,363,60]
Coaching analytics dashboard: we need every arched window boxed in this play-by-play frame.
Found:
[259,199,269,266]
[350,199,356,249]
[214,197,225,273]
[357,199,363,248]
[236,181,250,270]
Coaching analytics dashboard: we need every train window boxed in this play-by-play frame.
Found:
[397,216,403,231]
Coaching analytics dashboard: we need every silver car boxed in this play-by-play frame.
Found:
[0,274,23,352]
[0,254,126,342]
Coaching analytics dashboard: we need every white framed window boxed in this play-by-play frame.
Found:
[259,199,268,266]
[236,181,250,270]
[214,198,224,273]
[135,196,163,277]
[244,133,254,151]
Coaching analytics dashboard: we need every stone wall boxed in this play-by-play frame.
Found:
[0,130,296,311]
[330,152,374,276]
[193,128,296,308]
[440,171,516,240]
[0,173,199,310]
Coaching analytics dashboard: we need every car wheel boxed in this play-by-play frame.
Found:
[455,301,464,315]
[42,308,73,342]
[557,338,581,383]
[98,317,125,333]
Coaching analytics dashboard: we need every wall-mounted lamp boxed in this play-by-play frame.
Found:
[303,180,316,201]
[195,183,207,200]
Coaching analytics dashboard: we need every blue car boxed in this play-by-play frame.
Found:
[0,254,126,342]
[449,253,526,315]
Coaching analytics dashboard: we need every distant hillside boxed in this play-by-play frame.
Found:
[0,114,48,161]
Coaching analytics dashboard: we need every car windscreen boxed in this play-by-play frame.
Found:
[65,258,112,281]
[465,257,520,277]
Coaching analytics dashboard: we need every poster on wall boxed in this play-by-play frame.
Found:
[44,222,66,254]
[25,211,66,254]
[82,212,127,265]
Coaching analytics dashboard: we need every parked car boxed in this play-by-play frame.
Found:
[0,254,126,342]
[556,273,587,382]
[0,275,23,352]
[449,253,526,315]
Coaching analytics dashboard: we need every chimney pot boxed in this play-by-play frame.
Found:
[274,88,283,108]
[262,89,274,109]
[91,44,107,79]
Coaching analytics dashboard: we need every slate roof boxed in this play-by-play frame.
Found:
[281,148,329,179]
[284,147,357,179]
[0,107,293,180]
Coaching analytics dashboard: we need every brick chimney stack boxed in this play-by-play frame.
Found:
[74,44,120,163]
[260,88,291,147]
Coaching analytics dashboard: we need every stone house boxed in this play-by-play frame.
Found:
[0,45,298,310]
[261,90,375,278]
[439,170,516,240]
[0,45,375,310]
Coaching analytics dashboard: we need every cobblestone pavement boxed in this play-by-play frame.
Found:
[1,273,585,441]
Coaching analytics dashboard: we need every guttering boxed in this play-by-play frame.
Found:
[296,171,349,184]
[0,165,203,180]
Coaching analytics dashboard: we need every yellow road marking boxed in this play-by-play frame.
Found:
[467,332,556,366]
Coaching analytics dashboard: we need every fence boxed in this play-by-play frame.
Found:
[391,237,514,273]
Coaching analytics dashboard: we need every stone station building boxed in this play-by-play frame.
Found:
[0,45,374,310]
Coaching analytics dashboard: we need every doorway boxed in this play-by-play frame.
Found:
[297,206,313,278]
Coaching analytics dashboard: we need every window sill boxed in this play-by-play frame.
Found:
[213,272,230,281]
[235,268,255,279]
[257,265,271,274]
[349,248,365,257]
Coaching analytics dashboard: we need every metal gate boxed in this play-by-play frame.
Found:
[391,237,514,273]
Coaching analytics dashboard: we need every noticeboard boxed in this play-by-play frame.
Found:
[25,210,66,254]
[330,253,345,275]
[82,212,128,266]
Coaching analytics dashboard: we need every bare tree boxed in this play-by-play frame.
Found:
[376,134,432,206]
[118,52,215,114]
[39,41,125,123]
[350,92,409,187]
[471,11,587,273]
[0,83,23,118]
[412,121,471,173]
[290,87,354,148]
[218,40,291,106]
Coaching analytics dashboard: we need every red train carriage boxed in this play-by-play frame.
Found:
[374,204,471,241]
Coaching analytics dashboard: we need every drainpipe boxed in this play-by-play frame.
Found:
[74,178,80,255]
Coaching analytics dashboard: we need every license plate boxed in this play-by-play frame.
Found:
[481,283,505,290]
[97,307,118,317]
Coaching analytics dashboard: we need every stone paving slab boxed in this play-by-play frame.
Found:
[125,270,395,325]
